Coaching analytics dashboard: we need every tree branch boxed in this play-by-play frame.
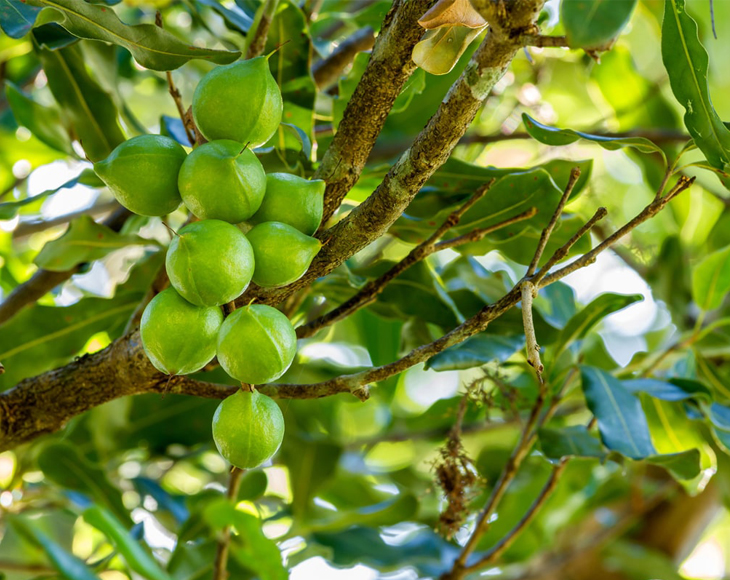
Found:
[313,0,438,223]
[246,0,280,60]
[312,27,376,89]
[297,181,534,339]
[213,467,244,580]
[0,173,691,449]
[0,207,131,326]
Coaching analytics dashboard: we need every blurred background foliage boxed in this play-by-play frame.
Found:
[2,0,730,579]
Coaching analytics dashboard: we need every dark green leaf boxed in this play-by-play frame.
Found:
[552,293,643,361]
[309,494,419,533]
[83,505,171,580]
[560,0,637,49]
[0,0,41,38]
[204,499,286,580]
[197,0,253,34]
[0,169,101,220]
[710,403,730,432]
[38,44,125,162]
[692,245,730,311]
[29,0,240,71]
[647,450,702,480]
[523,114,664,160]
[38,442,132,526]
[10,517,101,580]
[581,366,656,459]
[425,334,524,371]
[132,477,189,524]
[662,0,730,184]
[539,425,607,460]
[5,81,74,156]
[237,470,268,502]
[623,378,712,401]
[34,215,158,272]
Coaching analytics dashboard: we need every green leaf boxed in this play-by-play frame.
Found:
[308,494,419,533]
[0,0,41,37]
[83,505,172,580]
[647,450,702,480]
[413,24,484,76]
[581,366,656,459]
[425,334,524,371]
[204,499,286,580]
[538,425,607,460]
[522,114,665,160]
[34,215,158,272]
[37,43,125,162]
[0,169,101,220]
[279,436,341,518]
[5,81,74,156]
[38,442,132,526]
[692,245,730,311]
[560,0,637,49]
[0,253,159,390]
[623,378,712,401]
[28,0,240,71]
[642,396,712,479]
[237,470,268,502]
[709,403,730,432]
[662,0,730,184]
[10,517,101,580]
[552,293,643,361]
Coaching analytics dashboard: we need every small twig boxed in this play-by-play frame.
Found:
[541,176,694,286]
[710,0,717,39]
[297,180,511,338]
[531,206,607,285]
[465,459,569,572]
[212,466,245,580]
[521,281,543,379]
[155,12,196,146]
[312,27,376,89]
[432,207,537,251]
[527,167,581,277]
[246,0,280,59]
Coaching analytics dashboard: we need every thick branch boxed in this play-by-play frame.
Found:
[0,207,131,326]
[312,27,376,89]
[313,0,437,223]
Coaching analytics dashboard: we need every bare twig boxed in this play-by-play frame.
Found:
[521,281,543,377]
[465,459,569,572]
[13,200,121,240]
[212,467,245,580]
[527,166,581,277]
[155,11,195,145]
[312,27,376,89]
[297,194,536,339]
[532,207,607,285]
[521,34,570,48]
[246,0,280,59]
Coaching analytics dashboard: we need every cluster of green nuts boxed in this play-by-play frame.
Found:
[94,56,325,470]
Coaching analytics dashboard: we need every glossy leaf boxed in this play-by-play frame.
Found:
[28,0,240,70]
[0,169,101,220]
[539,425,607,460]
[560,0,637,49]
[425,333,524,371]
[83,505,172,580]
[552,293,643,361]
[0,0,41,37]
[34,215,158,272]
[692,245,730,311]
[37,442,132,526]
[204,499,287,580]
[38,44,125,162]
[662,0,730,184]
[523,114,665,160]
[581,366,656,459]
[5,81,75,156]
[10,517,101,580]
[623,378,712,401]
[647,450,702,481]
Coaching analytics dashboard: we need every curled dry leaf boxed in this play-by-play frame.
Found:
[413,25,485,75]
[418,0,487,30]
